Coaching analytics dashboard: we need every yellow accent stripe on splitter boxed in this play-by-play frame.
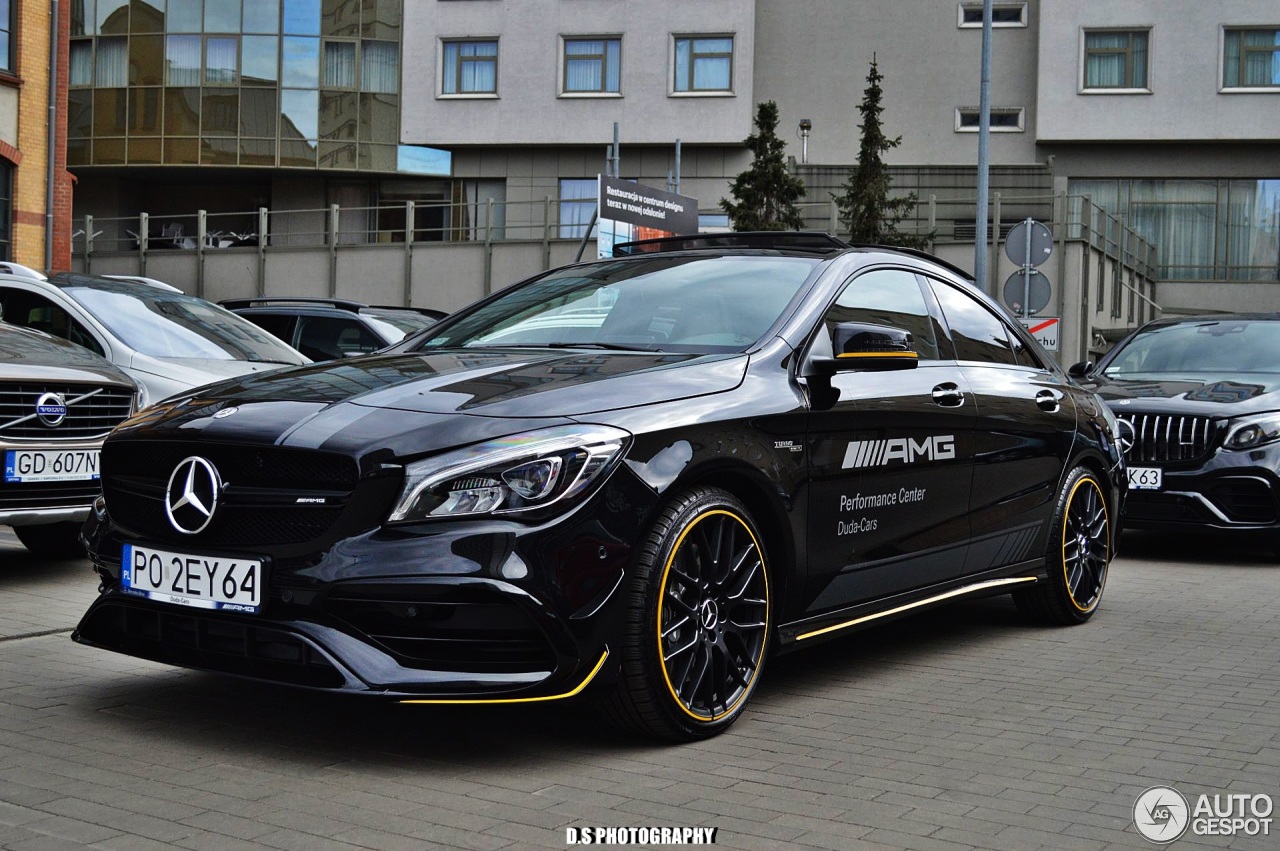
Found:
[398,648,609,705]
[794,577,1038,642]
[836,351,919,359]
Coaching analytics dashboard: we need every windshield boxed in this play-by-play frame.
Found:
[68,286,307,363]
[1104,320,1280,377]
[414,254,819,353]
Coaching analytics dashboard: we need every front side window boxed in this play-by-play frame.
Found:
[824,270,943,361]
[563,38,621,94]
[1084,30,1149,89]
[1224,28,1280,88]
[673,36,732,93]
[442,40,497,95]
[930,281,1019,366]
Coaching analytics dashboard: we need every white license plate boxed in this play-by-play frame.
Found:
[4,449,100,483]
[121,543,263,614]
[1127,466,1163,490]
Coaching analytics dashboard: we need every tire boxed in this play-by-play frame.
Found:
[14,521,87,559]
[603,487,772,741]
[1014,466,1111,625]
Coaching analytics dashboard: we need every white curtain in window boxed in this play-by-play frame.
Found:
[1243,30,1280,86]
[166,35,201,86]
[559,178,597,239]
[205,37,238,84]
[565,40,603,92]
[460,42,496,93]
[70,41,93,86]
[1084,33,1128,87]
[1225,180,1280,280]
[361,41,398,93]
[1129,180,1218,280]
[324,41,356,88]
[95,37,128,87]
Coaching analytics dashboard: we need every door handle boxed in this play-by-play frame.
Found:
[931,383,965,407]
[1036,390,1061,412]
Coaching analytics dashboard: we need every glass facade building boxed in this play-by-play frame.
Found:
[67,0,403,170]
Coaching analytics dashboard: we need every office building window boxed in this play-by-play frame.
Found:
[95,37,129,87]
[955,107,1024,132]
[0,0,12,73]
[205,37,239,85]
[442,40,497,95]
[563,38,621,94]
[1071,178,1280,281]
[1084,30,1149,89]
[559,178,597,238]
[673,36,732,93]
[0,159,10,261]
[958,3,1027,28]
[361,41,399,94]
[1224,29,1280,88]
[70,40,94,86]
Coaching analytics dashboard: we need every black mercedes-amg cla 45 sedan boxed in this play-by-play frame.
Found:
[74,233,1124,741]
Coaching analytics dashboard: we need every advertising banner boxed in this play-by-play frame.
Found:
[597,175,699,258]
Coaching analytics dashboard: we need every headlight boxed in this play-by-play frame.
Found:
[388,424,631,523]
[1223,412,1280,451]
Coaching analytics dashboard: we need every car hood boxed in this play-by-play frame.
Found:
[129,354,302,386]
[115,349,747,457]
[0,325,135,387]
[1088,373,1280,416]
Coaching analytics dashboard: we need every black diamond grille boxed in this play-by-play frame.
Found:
[0,383,134,439]
[1116,413,1217,464]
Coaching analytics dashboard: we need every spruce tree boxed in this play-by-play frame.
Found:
[720,101,806,231]
[834,57,928,248]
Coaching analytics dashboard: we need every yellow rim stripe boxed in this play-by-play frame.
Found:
[398,648,609,705]
[657,509,770,723]
[836,351,919,359]
[1063,476,1109,613]
[794,577,1038,642]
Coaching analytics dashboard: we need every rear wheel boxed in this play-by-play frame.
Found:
[14,522,87,559]
[1014,467,1111,625]
[603,487,771,741]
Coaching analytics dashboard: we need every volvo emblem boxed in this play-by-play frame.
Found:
[35,392,67,427]
[165,456,223,535]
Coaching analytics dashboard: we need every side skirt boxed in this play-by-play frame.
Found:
[775,561,1046,650]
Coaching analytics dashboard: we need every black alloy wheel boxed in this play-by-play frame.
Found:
[1014,466,1110,625]
[604,487,771,740]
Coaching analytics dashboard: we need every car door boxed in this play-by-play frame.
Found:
[804,268,977,612]
[925,277,1077,575]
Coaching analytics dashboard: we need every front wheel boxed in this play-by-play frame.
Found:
[1014,466,1111,625]
[603,487,771,741]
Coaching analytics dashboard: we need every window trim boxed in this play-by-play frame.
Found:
[954,107,1025,133]
[1079,27,1153,94]
[957,2,1028,29]
[559,35,623,98]
[1220,26,1280,92]
[670,34,735,97]
[439,37,500,99]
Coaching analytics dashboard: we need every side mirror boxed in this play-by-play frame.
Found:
[813,322,919,374]
[1068,361,1094,378]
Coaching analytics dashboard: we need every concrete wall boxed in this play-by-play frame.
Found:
[754,0,1043,167]
[1037,0,1280,143]
[401,0,756,147]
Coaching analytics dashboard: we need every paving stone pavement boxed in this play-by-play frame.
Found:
[1,528,1277,850]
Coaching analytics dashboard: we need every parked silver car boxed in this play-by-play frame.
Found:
[0,269,308,405]
[0,323,139,556]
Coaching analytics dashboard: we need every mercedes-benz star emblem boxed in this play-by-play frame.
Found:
[165,456,223,535]
[1115,418,1136,455]
[35,392,67,427]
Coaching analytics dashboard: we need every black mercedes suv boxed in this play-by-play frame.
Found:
[74,233,1123,740]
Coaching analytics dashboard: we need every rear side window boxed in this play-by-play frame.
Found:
[928,280,1019,366]
[824,269,942,360]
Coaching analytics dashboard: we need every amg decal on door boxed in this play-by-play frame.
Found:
[842,435,955,469]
